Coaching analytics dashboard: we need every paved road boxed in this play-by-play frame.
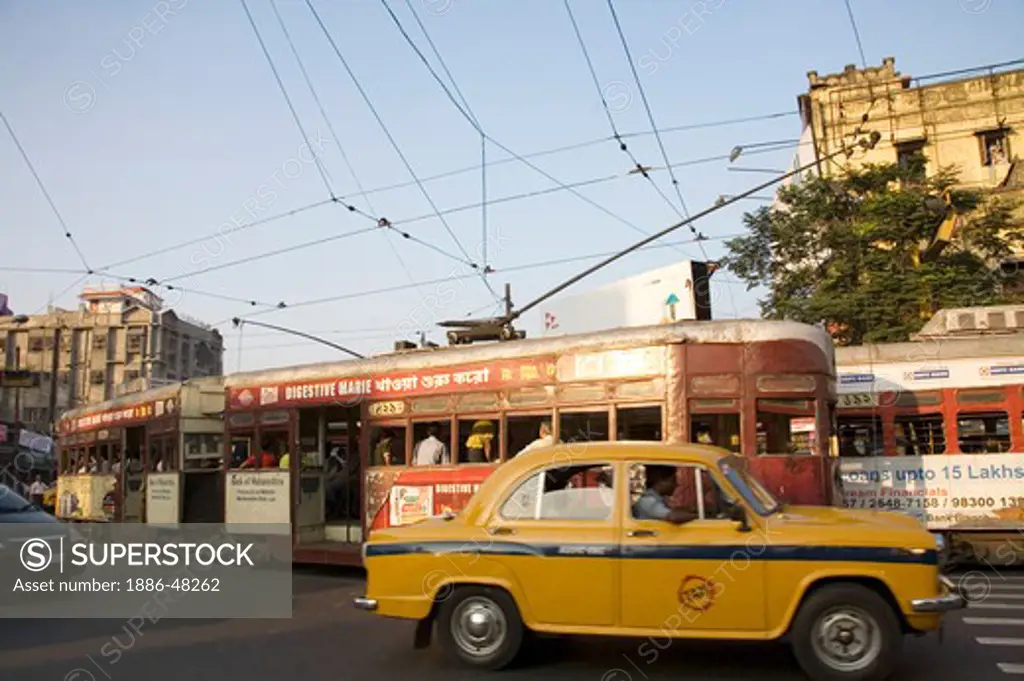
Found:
[2,568,1023,681]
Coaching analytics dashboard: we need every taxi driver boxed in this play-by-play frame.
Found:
[632,465,698,525]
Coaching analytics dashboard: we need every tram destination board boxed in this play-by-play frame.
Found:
[0,523,292,618]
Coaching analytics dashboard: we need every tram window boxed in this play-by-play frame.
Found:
[958,412,1011,454]
[619,406,663,442]
[690,413,739,452]
[837,416,883,457]
[298,408,323,469]
[559,411,610,446]
[230,438,251,469]
[411,421,452,466]
[370,426,406,467]
[184,433,222,470]
[458,419,499,464]
[895,414,945,455]
[507,415,553,459]
[756,399,815,455]
[257,433,288,469]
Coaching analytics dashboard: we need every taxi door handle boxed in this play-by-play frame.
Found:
[489,527,515,536]
[627,530,658,538]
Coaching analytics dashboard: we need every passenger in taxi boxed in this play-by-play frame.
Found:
[632,465,697,524]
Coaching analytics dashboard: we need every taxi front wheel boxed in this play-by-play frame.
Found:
[790,584,902,681]
[437,586,524,670]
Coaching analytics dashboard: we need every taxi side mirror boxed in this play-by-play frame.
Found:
[728,503,751,533]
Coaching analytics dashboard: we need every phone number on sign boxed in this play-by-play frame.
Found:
[844,496,1024,510]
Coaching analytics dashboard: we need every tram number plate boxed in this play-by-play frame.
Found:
[369,401,405,417]
[838,393,878,409]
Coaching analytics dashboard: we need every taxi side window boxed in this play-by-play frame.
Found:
[499,464,614,521]
[629,463,735,521]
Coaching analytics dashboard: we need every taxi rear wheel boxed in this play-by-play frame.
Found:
[791,584,901,681]
[437,586,524,669]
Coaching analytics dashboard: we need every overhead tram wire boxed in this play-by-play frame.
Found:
[239,0,337,203]
[2,111,93,274]
[605,0,715,264]
[304,0,499,302]
[843,0,868,68]
[376,0,683,249]
[221,230,748,326]
[90,116,798,273]
[268,0,425,297]
[141,141,799,288]
[562,0,692,258]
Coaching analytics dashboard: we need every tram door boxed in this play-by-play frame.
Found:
[295,405,362,546]
[122,426,145,522]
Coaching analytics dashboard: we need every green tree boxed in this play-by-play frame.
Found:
[722,158,1024,345]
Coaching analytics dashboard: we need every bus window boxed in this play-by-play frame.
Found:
[895,414,945,455]
[458,419,498,463]
[507,415,552,459]
[619,406,663,442]
[411,421,451,466]
[559,411,609,445]
[837,415,883,457]
[370,426,406,467]
[689,413,739,452]
[958,412,1010,453]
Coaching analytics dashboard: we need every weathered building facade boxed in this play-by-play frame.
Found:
[0,287,223,434]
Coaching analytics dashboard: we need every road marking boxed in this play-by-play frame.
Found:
[969,603,1024,610]
[997,663,1024,674]
[978,637,1024,646]
[964,617,1024,625]
[978,594,1024,600]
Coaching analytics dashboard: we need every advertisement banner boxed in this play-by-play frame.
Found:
[840,453,1024,530]
[56,474,117,521]
[146,473,181,525]
[367,466,494,531]
[225,471,290,533]
[388,485,434,527]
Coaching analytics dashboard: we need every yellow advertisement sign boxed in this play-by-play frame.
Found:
[57,474,117,521]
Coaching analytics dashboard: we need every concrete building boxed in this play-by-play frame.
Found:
[0,287,223,434]
[793,57,1024,269]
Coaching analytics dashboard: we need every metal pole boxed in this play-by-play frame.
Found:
[47,327,60,434]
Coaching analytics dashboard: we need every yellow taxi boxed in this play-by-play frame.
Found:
[354,442,963,681]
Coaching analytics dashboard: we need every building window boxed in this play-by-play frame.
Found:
[978,129,1010,166]
[895,139,927,179]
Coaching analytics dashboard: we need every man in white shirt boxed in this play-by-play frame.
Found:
[29,475,47,507]
[415,425,449,466]
[520,421,554,456]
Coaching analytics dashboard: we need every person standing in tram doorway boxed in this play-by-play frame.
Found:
[465,420,494,463]
[415,424,449,466]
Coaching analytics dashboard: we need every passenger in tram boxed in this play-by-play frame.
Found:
[414,424,449,466]
[373,430,401,466]
[465,420,495,463]
[519,421,554,455]
[239,441,278,469]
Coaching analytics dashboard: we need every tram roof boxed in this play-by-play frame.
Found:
[225,318,833,386]
[58,376,222,421]
[836,334,1024,365]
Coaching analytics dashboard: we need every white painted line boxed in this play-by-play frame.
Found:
[977,637,1024,646]
[978,594,1024,600]
[997,663,1024,674]
[986,586,1024,592]
[969,603,1024,610]
[964,617,1024,625]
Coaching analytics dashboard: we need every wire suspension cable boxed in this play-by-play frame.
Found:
[844,0,868,68]
[240,0,336,201]
[305,0,493,300]
[2,111,92,273]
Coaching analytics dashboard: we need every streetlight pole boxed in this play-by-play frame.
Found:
[230,318,366,359]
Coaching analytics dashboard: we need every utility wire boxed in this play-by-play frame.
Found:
[2,111,93,273]
[225,231,746,324]
[305,0,496,301]
[843,0,868,68]
[563,0,690,257]
[240,0,336,202]
[376,0,687,253]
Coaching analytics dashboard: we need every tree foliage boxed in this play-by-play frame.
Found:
[722,158,1024,345]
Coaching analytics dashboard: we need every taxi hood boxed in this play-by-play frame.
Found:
[761,505,935,551]
[776,505,925,530]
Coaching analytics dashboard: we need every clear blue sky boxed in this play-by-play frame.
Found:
[2,0,1021,371]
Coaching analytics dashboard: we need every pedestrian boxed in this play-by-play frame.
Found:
[29,474,46,508]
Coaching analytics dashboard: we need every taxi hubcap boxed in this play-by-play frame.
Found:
[451,597,507,657]
[812,607,881,672]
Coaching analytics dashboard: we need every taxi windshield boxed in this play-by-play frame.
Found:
[717,458,780,516]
